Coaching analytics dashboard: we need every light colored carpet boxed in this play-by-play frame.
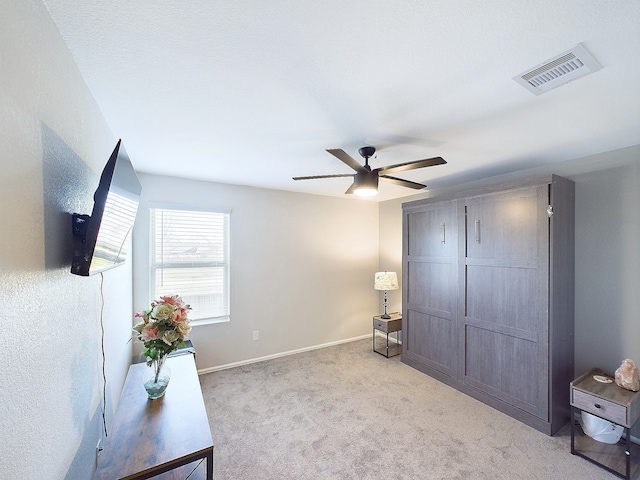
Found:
[199,339,618,479]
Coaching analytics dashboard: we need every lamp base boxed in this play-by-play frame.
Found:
[380,313,391,319]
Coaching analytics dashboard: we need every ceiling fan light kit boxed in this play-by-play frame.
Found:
[293,146,447,197]
[353,171,379,197]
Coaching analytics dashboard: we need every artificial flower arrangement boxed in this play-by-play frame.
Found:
[133,294,192,365]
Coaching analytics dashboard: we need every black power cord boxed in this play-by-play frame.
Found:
[100,272,108,439]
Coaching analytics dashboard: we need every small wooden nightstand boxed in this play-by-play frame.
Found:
[570,368,640,480]
[373,313,402,358]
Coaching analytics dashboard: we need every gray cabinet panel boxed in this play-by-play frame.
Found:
[462,185,550,421]
[402,175,574,435]
[464,323,540,414]
[407,261,452,312]
[403,200,457,379]
[404,310,456,376]
[465,187,541,260]
[466,264,541,331]
[406,205,454,258]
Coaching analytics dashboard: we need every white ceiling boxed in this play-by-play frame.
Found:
[43,0,640,201]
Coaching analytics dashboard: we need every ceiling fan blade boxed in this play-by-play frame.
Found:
[292,174,354,181]
[376,157,446,175]
[345,183,356,194]
[326,149,366,172]
[380,175,427,190]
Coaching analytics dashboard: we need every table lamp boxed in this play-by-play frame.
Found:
[374,271,398,319]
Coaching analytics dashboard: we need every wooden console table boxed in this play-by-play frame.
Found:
[94,353,214,479]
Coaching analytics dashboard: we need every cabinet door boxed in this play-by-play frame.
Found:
[462,186,550,418]
[403,201,457,377]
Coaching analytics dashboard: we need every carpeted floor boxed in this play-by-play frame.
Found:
[199,339,621,479]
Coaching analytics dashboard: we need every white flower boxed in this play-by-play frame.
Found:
[176,322,191,338]
[154,304,175,321]
[162,329,180,346]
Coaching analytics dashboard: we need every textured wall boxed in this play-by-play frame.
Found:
[132,174,380,371]
[0,1,133,478]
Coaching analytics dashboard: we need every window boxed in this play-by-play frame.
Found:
[150,207,230,323]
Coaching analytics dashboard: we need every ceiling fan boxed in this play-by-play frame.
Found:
[293,146,447,197]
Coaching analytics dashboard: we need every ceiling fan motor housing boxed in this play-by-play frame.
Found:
[354,171,379,189]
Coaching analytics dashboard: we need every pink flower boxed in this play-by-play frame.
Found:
[158,295,183,307]
[141,324,160,341]
[173,307,190,324]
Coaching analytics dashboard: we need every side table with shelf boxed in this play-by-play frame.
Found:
[570,367,640,480]
[373,313,402,358]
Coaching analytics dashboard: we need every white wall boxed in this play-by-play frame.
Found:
[379,145,640,378]
[572,160,640,375]
[378,200,404,315]
[133,174,380,370]
[1,1,133,478]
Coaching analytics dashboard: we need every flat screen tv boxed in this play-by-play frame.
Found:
[71,139,142,276]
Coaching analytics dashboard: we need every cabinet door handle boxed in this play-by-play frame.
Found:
[440,223,446,244]
[594,403,602,409]
[474,220,480,243]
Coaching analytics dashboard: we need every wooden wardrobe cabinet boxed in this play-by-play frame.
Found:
[402,175,574,435]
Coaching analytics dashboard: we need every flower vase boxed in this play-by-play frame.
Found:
[143,355,171,399]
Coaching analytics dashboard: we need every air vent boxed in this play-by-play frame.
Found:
[512,44,601,95]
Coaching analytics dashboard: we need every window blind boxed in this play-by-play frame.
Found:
[150,208,230,321]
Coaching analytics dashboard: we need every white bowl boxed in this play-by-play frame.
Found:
[580,411,624,444]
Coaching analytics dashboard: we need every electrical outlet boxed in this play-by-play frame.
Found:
[252,330,259,341]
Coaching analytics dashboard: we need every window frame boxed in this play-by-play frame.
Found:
[148,203,231,325]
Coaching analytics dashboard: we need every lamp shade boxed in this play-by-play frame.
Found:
[374,271,398,291]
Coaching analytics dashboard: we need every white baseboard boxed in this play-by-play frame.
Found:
[197,334,372,375]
